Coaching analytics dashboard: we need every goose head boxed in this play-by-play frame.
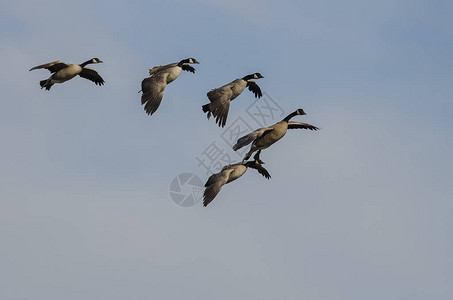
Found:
[253,73,264,79]
[80,58,103,68]
[296,108,306,115]
[90,58,103,64]
[243,73,264,80]
[180,58,199,64]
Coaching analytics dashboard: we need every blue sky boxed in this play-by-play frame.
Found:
[1,0,452,299]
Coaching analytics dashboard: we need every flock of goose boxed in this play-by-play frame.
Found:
[29,57,319,207]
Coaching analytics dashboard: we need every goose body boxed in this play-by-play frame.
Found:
[253,121,289,148]
[49,64,82,83]
[203,151,270,206]
[29,58,104,90]
[141,58,199,116]
[233,109,319,161]
[148,63,183,83]
[202,73,264,127]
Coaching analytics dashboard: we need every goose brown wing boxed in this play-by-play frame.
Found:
[203,169,232,206]
[207,85,233,102]
[148,62,179,76]
[287,121,319,131]
[205,173,220,187]
[206,87,233,127]
[141,91,164,115]
[29,61,68,73]
[233,127,273,151]
[149,65,163,75]
[203,182,223,207]
[246,80,262,98]
[140,74,167,115]
[208,97,230,127]
[142,73,167,95]
[79,67,105,86]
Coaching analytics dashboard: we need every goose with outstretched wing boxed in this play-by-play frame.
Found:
[203,151,271,207]
[233,109,319,161]
[141,58,199,116]
[29,58,104,90]
[202,73,263,127]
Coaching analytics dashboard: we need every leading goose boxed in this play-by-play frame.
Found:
[202,73,264,127]
[29,58,104,90]
[203,151,271,207]
[233,109,319,161]
[141,58,199,116]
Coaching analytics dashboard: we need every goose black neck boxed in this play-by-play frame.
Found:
[242,74,255,81]
[244,161,253,167]
[178,59,190,66]
[244,160,261,168]
[283,111,299,122]
[79,60,93,67]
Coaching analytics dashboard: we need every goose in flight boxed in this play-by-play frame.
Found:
[141,58,199,116]
[233,109,319,161]
[202,73,264,127]
[203,151,271,207]
[29,58,104,90]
